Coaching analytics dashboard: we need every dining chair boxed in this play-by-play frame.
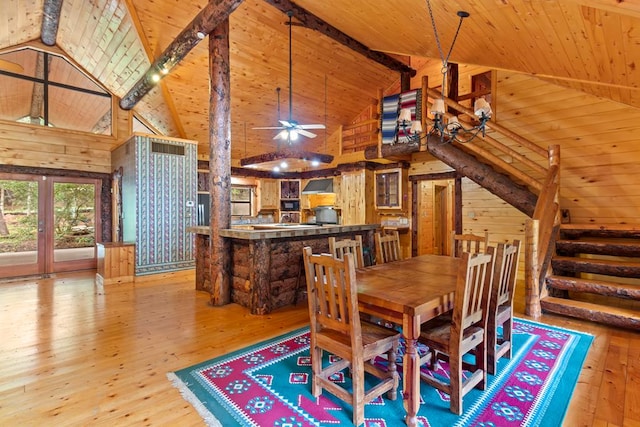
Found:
[302,247,400,427]
[328,235,366,268]
[374,230,402,264]
[451,230,489,257]
[487,240,521,375]
[418,248,495,415]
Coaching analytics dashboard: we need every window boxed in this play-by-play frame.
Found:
[231,186,253,216]
[0,48,112,135]
[375,169,402,209]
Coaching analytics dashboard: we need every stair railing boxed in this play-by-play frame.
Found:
[524,144,561,318]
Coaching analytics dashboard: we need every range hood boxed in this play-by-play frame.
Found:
[302,178,334,194]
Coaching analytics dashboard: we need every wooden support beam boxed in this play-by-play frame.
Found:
[119,0,245,110]
[240,149,333,166]
[262,0,415,76]
[428,139,537,217]
[364,141,419,159]
[409,171,459,182]
[41,0,63,46]
[207,19,233,305]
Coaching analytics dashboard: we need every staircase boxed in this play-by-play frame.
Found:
[541,224,640,330]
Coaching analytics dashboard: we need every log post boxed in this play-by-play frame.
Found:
[525,218,542,318]
[41,0,63,46]
[454,176,462,235]
[208,19,232,305]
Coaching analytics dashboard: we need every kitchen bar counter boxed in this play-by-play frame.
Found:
[189,224,379,314]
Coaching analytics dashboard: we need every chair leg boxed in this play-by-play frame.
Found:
[503,318,513,359]
[476,340,487,391]
[487,316,498,375]
[449,353,463,415]
[311,346,323,397]
[352,361,365,427]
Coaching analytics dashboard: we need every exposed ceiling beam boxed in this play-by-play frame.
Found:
[240,149,334,166]
[567,0,640,19]
[41,0,63,46]
[262,0,415,76]
[122,0,187,138]
[120,0,245,110]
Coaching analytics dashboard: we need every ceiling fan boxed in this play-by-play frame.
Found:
[253,11,325,141]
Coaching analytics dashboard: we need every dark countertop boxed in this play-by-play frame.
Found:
[187,224,380,240]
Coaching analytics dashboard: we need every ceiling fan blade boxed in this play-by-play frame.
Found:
[297,129,317,138]
[299,124,326,130]
[252,126,285,130]
[273,130,288,140]
[279,120,294,128]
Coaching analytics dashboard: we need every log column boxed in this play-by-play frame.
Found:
[207,19,232,305]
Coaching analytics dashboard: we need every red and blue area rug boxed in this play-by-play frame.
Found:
[168,318,592,427]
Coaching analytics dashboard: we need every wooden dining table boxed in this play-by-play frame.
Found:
[356,254,460,427]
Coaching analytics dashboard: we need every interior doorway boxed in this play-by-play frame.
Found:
[415,179,454,256]
[0,173,101,279]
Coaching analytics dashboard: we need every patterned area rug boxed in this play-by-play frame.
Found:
[168,318,592,427]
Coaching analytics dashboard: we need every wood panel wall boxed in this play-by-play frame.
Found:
[409,67,640,280]
[0,99,131,174]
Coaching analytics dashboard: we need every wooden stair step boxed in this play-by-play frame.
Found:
[552,256,640,278]
[540,296,640,330]
[560,224,640,239]
[556,239,640,257]
[546,275,640,300]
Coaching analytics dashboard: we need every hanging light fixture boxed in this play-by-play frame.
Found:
[398,2,492,145]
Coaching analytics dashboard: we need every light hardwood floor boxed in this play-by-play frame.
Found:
[0,270,637,426]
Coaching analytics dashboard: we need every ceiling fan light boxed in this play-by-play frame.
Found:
[289,130,298,141]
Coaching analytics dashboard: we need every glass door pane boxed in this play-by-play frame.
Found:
[52,181,97,268]
[0,176,43,277]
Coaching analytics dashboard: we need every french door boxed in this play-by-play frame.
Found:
[0,173,101,279]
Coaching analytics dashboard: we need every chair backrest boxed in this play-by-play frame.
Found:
[491,240,521,309]
[451,230,489,257]
[375,230,402,264]
[328,235,366,268]
[302,247,361,340]
[454,248,495,332]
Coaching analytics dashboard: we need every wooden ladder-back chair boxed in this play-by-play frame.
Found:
[328,235,366,268]
[302,247,400,427]
[417,248,495,415]
[487,240,521,375]
[451,230,489,257]
[374,230,402,264]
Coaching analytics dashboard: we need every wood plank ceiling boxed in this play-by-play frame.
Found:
[0,0,639,163]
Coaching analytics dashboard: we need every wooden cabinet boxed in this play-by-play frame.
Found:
[375,168,403,209]
[280,179,300,223]
[96,242,135,285]
[338,170,375,225]
[259,178,279,210]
